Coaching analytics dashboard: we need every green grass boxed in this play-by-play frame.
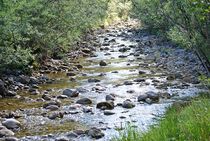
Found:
[114,93,210,141]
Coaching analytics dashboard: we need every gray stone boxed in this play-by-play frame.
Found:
[96,101,114,110]
[99,61,107,66]
[87,127,104,139]
[122,100,135,109]
[55,136,69,141]
[2,119,21,129]
[105,95,115,101]
[62,89,79,97]
[45,105,59,111]
[0,126,15,137]
[76,98,92,105]
[4,137,19,141]
[137,94,148,102]
[88,78,100,83]
[104,110,115,115]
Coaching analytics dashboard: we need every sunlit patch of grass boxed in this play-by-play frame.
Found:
[114,92,210,141]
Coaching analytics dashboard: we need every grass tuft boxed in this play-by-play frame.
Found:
[114,93,210,141]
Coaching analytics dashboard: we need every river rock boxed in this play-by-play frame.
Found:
[2,119,21,129]
[99,61,107,66]
[96,101,114,110]
[105,94,115,101]
[146,91,159,102]
[48,112,64,120]
[0,126,15,137]
[123,81,133,85]
[88,78,100,83]
[137,94,148,102]
[104,110,115,115]
[76,98,92,105]
[66,72,76,76]
[138,70,146,75]
[134,78,145,82]
[57,95,68,99]
[62,89,79,97]
[122,100,135,109]
[43,101,61,108]
[87,127,104,139]
[45,105,59,111]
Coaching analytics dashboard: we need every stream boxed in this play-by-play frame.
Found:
[0,20,206,141]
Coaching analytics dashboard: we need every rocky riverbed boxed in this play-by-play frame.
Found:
[0,19,207,141]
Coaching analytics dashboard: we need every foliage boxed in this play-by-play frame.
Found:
[131,0,210,62]
[114,93,210,141]
[0,0,108,72]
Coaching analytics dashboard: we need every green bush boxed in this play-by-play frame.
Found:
[0,0,108,72]
[131,0,210,62]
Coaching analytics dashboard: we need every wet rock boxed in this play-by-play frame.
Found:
[0,80,8,97]
[76,98,92,105]
[104,110,115,115]
[123,81,133,85]
[137,94,148,102]
[43,101,61,108]
[96,101,114,110]
[66,72,77,76]
[122,100,135,109]
[75,64,83,69]
[48,112,64,120]
[118,55,127,58]
[57,95,68,99]
[76,87,89,93]
[105,94,115,101]
[88,78,100,83]
[2,119,21,129]
[138,70,146,75]
[0,126,15,137]
[87,127,104,139]
[62,89,79,97]
[73,130,86,135]
[126,90,135,93]
[119,47,129,52]
[99,61,107,66]
[45,105,59,111]
[55,136,69,141]
[134,78,145,82]
[42,94,51,101]
[111,71,118,73]
[17,75,30,84]
[146,91,159,102]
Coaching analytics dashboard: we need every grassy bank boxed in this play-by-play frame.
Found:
[114,93,210,141]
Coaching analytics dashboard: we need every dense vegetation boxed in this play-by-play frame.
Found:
[114,93,210,141]
[0,0,108,72]
[131,0,210,72]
